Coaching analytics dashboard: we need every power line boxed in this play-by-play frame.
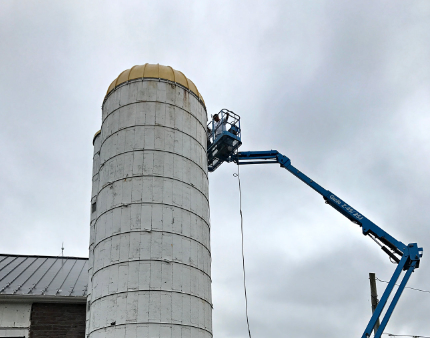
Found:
[376,278,430,338]
[376,277,430,294]
[234,165,252,338]
[383,334,430,338]
[376,277,430,337]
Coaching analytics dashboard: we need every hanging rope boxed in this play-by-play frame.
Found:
[233,164,252,338]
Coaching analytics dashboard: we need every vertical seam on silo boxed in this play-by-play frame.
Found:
[171,244,174,324]
[148,244,152,322]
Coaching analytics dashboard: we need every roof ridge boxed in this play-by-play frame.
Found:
[0,254,88,260]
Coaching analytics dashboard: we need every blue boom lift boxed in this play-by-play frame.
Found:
[207,110,423,338]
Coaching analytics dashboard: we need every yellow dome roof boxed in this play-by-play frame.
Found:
[105,63,205,105]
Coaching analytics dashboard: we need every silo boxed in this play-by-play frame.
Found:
[87,64,211,338]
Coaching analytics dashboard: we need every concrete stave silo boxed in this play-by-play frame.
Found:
[88,64,211,338]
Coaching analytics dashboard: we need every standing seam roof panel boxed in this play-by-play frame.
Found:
[0,255,88,297]
[69,260,87,296]
[128,64,147,80]
[143,63,159,78]
[158,64,174,81]
[40,259,72,295]
[0,257,28,283]
[0,256,20,274]
[116,69,131,86]
[5,258,39,294]
[55,259,78,296]
[15,257,48,295]
[27,257,56,294]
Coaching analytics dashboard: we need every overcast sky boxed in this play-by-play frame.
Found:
[1,1,429,337]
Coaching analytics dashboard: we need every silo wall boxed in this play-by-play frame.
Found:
[87,130,101,334]
[87,79,211,338]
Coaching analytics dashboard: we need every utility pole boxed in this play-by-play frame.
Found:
[369,273,380,336]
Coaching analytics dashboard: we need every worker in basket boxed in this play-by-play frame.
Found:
[213,111,229,140]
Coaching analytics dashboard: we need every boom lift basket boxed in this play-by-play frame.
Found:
[207,109,242,172]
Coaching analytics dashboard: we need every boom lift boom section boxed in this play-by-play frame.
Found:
[207,111,423,338]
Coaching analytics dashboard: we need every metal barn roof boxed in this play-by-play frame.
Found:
[0,254,88,300]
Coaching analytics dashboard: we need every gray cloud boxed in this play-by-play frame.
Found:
[1,0,429,337]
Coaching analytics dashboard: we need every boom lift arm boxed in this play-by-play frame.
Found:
[207,110,422,337]
[226,150,423,338]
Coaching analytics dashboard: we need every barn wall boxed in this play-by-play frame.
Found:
[29,303,86,338]
[0,302,31,337]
